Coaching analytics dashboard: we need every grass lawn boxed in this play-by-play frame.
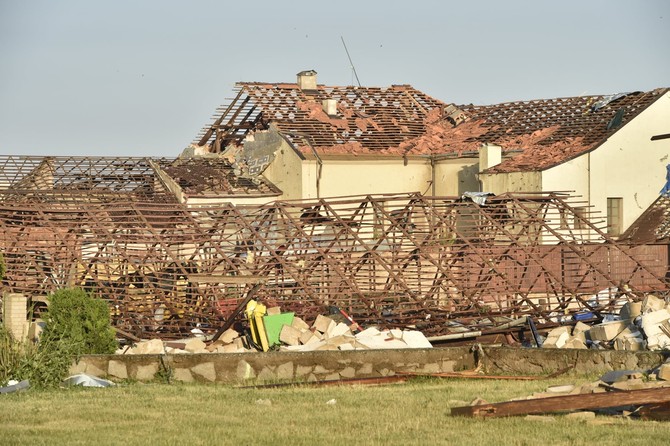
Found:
[1,377,669,446]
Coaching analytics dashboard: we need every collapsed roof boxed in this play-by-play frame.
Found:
[0,155,279,203]
[193,72,667,169]
[194,76,445,156]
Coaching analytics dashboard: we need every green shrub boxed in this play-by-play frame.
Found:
[41,288,118,356]
[0,324,23,386]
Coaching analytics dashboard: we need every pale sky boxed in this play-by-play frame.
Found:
[0,0,668,157]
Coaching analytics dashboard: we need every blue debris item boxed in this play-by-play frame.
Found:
[660,164,670,196]
[573,312,595,321]
[591,92,633,112]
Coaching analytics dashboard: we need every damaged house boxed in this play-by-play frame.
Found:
[194,72,670,234]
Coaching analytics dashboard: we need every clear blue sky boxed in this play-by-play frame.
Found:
[1,0,668,157]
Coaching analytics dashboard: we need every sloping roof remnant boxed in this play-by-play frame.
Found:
[0,155,277,203]
[0,155,177,203]
[194,82,446,155]
[449,88,668,172]
[162,157,281,197]
[195,79,668,167]
[620,194,670,243]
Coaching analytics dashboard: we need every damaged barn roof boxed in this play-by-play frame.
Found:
[193,75,445,156]
[428,88,668,172]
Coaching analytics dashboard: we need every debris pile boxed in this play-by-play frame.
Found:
[121,302,432,355]
[453,362,670,420]
[541,294,670,351]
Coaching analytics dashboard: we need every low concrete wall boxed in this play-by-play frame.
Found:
[70,347,670,384]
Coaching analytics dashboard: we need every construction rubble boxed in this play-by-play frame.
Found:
[120,303,432,355]
[541,293,670,351]
[453,361,670,420]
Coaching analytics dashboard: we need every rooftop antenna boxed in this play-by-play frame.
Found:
[341,36,361,87]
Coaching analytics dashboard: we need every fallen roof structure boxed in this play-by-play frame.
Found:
[194,74,445,156]
[0,187,666,339]
[402,88,669,170]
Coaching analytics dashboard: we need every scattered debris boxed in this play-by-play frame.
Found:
[239,375,409,389]
[0,380,30,394]
[63,374,115,388]
[540,293,670,351]
[453,360,670,419]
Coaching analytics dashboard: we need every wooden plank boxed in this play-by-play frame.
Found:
[451,387,670,418]
[188,274,265,284]
[397,371,541,381]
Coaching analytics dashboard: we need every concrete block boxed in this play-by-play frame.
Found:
[130,339,164,355]
[108,360,128,379]
[338,343,355,351]
[657,364,670,381]
[329,322,353,338]
[279,324,302,346]
[218,328,239,344]
[184,338,207,353]
[572,321,590,335]
[589,320,628,341]
[191,362,216,382]
[401,330,433,348]
[619,301,642,320]
[542,331,570,348]
[291,316,310,332]
[313,314,335,334]
[173,368,194,383]
[563,337,587,349]
[135,364,159,381]
[547,326,571,337]
[643,294,665,313]
[641,309,670,335]
[218,344,240,353]
[266,306,281,316]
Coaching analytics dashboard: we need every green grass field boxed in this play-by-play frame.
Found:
[1,377,669,446]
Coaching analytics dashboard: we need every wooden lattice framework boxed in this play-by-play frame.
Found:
[0,192,666,339]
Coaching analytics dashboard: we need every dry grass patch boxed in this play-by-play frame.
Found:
[0,377,669,445]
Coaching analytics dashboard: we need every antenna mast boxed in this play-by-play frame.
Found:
[341,36,361,87]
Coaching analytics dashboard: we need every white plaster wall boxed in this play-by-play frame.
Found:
[480,171,542,194]
[543,155,590,200]
[260,139,304,201]
[588,92,670,231]
[433,158,479,196]
[301,158,432,200]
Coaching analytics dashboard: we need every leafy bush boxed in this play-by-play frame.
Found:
[0,288,118,388]
[40,288,118,356]
[0,324,23,386]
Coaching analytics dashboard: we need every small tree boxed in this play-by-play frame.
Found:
[40,288,117,356]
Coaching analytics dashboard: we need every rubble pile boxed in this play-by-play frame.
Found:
[121,311,432,355]
[542,294,670,351]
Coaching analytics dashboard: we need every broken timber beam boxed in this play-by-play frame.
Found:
[451,387,670,418]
